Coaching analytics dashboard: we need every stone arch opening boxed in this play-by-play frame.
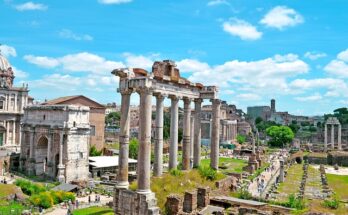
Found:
[35,135,48,175]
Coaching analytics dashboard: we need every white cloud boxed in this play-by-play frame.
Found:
[98,0,132,5]
[123,53,156,69]
[30,74,81,90]
[0,45,17,58]
[260,6,304,30]
[176,59,210,73]
[222,18,262,41]
[324,49,348,78]
[337,49,348,62]
[15,2,47,11]
[12,67,29,79]
[207,0,229,6]
[24,52,125,74]
[185,54,308,98]
[236,93,261,101]
[59,29,93,41]
[295,93,322,102]
[24,55,60,68]
[290,78,348,98]
[304,51,327,60]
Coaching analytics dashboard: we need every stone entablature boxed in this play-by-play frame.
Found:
[20,105,90,183]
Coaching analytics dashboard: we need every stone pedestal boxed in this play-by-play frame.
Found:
[57,164,65,183]
[256,151,262,168]
[183,191,197,213]
[197,187,210,208]
[279,159,284,183]
[248,154,258,174]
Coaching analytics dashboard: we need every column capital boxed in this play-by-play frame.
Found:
[119,88,134,95]
[183,97,192,105]
[153,93,165,100]
[194,98,203,104]
[137,87,153,95]
[210,99,222,105]
[169,95,181,101]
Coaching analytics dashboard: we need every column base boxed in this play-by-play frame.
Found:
[57,164,65,183]
[116,181,129,189]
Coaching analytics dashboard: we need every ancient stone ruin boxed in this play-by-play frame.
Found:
[112,60,220,215]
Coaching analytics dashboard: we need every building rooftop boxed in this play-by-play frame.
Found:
[89,156,137,168]
[42,95,105,109]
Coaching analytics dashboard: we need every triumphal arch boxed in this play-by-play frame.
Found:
[113,60,220,215]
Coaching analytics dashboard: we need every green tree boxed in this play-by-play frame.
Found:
[255,117,263,125]
[266,126,294,148]
[289,123,300,134]
[105,112,121,127]
[236,134,246,144]
[129,138,139,159]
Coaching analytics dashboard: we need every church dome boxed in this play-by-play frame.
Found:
[0,54,11,71]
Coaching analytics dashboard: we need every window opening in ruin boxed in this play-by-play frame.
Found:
[43,115,46,120]
[73,121,76,127]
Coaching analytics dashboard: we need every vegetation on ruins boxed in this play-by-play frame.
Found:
[255,117,280,132]
[129,138,139,159]
[15,179,47,196]
[201,157,248,174]
[266,125,294,147]
[197,165,218,180]
[236,134,246,144]
[89,145,103,156]
[322,196,340,209]
[72,206,114,215]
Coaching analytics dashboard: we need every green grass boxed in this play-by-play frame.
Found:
[326,174,348,200]
[0,184,21,204]
[105,142,119,150]
[276,164,303,201]
[130,169,225,212]
[201,157,248,174]
[0,202,27,215]
[72,206,114,215]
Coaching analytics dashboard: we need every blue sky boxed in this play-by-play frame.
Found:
[1,0,348,116]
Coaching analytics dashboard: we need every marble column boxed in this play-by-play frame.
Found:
[324,124,327,151]
[19,129,25,171]
[331,124,335,149]
[14,94,17,112]
[46,130,52,175]
[182,98,191,170]
[28,129,35,175]
[57,131,65,182]
[117,91,131,188]
[12,120,16,145]
[190,115,195,168]
[6,121,9,145]
[210,99,221,170]
[221,124,225,142]
[169,96,179,170]
[193,99,202,168]
[137,88,152,194]
[154,94,164,176]
[338,124,342,150]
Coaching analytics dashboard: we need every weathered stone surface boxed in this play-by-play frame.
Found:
[197,187,210,208]
[183,191,197,213]
[165,195,182,215]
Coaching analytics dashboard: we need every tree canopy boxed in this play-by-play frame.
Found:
[236,134,246,144]
[266,125,294,148]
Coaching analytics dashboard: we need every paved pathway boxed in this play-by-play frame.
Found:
[248,151,287,198]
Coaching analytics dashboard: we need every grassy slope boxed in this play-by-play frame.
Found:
[326,174,348,200]
[72,206,113,215]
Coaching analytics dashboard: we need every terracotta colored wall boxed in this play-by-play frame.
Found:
[90,108,105,150]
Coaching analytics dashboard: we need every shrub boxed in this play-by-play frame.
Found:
[198,166,217,181]
[29,192,54,209]
[280,194,305,210]
[15,179,46,196]
[169,168,183,177]
[237,187,252,200]
[90,145,103,156]
[322,197,340,209]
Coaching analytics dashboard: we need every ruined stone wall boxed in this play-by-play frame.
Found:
[328,151,348,166]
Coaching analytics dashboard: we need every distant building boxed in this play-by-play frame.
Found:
[247,106,271,121]
[0,53,32,151]
[105,102,117,115]
[42,95,106,150]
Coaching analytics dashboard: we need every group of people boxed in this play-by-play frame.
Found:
[66,199,79,215]
[88,194,102,204]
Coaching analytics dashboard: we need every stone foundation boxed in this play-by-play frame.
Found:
[114,187,159,215]
[328,151,348,166]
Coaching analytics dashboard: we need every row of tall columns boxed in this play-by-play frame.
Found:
[324,124,342,150]
[116,88,220,194]
[221,123,237,142]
